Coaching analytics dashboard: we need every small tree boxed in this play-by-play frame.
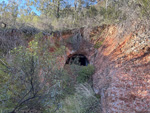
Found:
[0,32,66,112]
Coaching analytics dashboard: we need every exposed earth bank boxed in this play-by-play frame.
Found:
[92,24,150,113]
[60,22,150,113]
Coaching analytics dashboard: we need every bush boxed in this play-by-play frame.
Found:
[86,6,98,18]
[77,65,95,83]
[137,0,150,18]
[94,41,103,49]
[56,83,101,113]
[0,32,66,113]
[100,6,123,24]
[0,59,12,113]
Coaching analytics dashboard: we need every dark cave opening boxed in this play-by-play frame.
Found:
[66,54,89,66]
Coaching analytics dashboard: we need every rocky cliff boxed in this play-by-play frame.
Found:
[58,22,150,112]
[92,24,150,113]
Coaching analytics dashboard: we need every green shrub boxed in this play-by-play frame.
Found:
[56,83,101,113]
[86,6,98,18]
[0,32,67,113]
[100,6,123,24]
[77,65,95,83]
[138,0,150,18]
[0,59,15,113]
[94,41,103,49]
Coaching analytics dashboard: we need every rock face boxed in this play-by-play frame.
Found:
[93,25,150,113]
[51,23,150,112]
[54,28,96,68]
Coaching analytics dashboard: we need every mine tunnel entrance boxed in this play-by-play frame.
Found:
[66,54,89,66]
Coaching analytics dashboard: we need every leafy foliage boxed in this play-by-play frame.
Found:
[137,0,150,18]
[0,32,66,112]
[0,31,100,112]
[0,0,149,112]
[57,83,101,113]
[77,65,95,83]
[94,41,103,49]
[0,0,149,30]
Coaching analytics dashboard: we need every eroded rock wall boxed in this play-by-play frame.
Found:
[42,24,150,113]
[93,25,150,113]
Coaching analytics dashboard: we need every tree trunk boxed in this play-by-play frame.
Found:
[56,0,60,18]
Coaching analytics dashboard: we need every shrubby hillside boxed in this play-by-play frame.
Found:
[0,0,150,113]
